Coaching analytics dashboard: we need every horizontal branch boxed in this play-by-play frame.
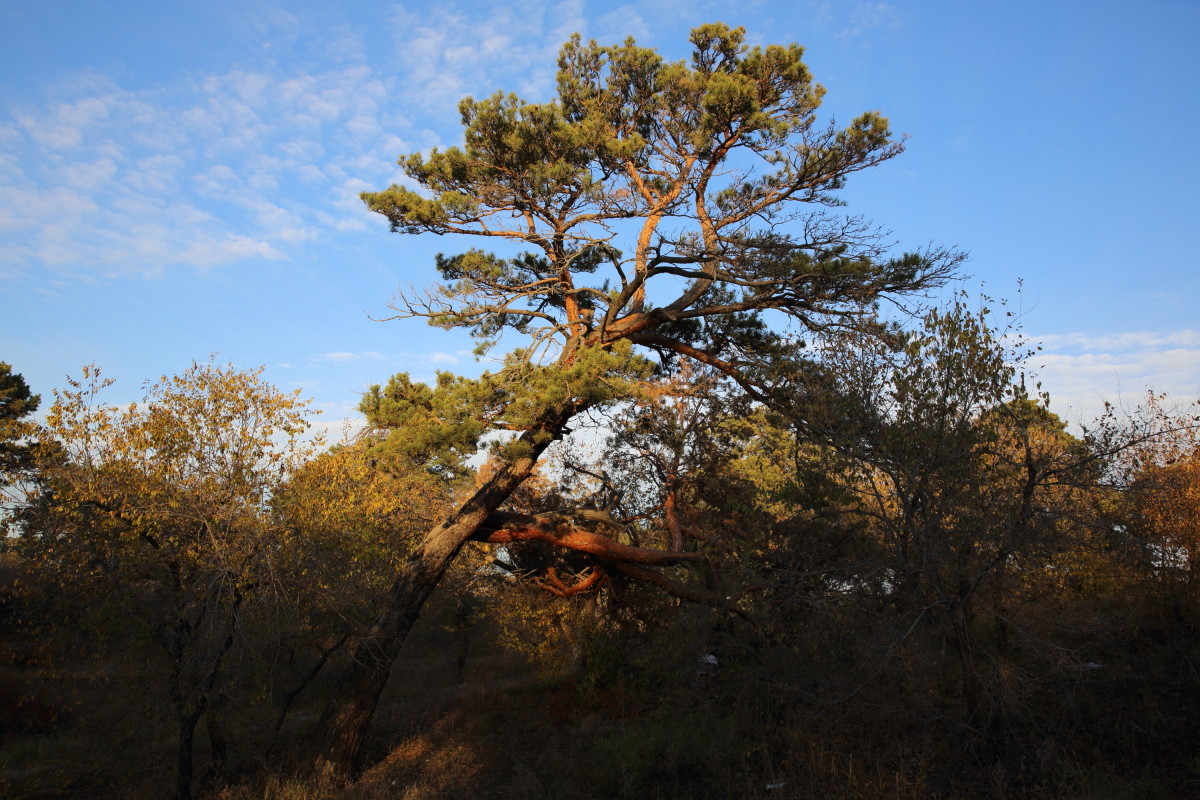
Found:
[473,509,702,566]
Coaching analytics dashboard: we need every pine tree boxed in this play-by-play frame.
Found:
[1,362,40,530]
[313,23,959,774]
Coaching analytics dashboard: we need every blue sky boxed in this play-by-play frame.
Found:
[3,0,1198,434]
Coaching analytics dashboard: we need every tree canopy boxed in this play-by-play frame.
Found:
[363,23,958,401]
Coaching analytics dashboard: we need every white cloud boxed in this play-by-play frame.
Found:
[316,351,388,364]
[836,3,901,41]
[1026,329,1200,424]
[1037,330,1200,352]
[386,0,586,114]
[16,96,112,149]
[0,54,414,281]
[324,24,369,65]
[546,0,589,50]
[3,4,820,288]
[596,6,650,44]
[69,157,118,190]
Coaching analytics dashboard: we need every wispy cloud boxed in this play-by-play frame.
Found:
[316,350,388,363]
[1,1,644,285]
[0,53,411,281]
[1026,329,1200,422]
[836,2,902,41]
[0,1,918,287]
[1036,330,1200,352]
[595,6,650,44]
[386,0,589,112]
[319,352,363,363]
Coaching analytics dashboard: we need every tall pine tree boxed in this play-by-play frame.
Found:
[313,24,960,774]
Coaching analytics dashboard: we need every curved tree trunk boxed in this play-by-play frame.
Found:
[664,481,685,552]
[309,400,580,777]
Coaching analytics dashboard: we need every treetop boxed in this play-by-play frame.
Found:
[362,22,959,435]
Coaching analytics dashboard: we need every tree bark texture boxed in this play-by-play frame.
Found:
[474,509,700,566]
[310,400,580,776]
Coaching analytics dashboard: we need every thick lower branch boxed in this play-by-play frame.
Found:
[535,566,607,597]
[475,509,701,566]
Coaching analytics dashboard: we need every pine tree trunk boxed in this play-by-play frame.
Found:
[664,481,684,552]
[310,400,579,777]
[174,707,203,800]
[204,709,228,781]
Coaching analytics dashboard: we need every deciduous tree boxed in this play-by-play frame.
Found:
[1118,395,1200,594]
[17,361,318,800]
[770,299,1111,749]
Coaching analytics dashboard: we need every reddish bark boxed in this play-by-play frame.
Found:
[536,566,607,596]
[664,483,685,552]
[475,509,701,566]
